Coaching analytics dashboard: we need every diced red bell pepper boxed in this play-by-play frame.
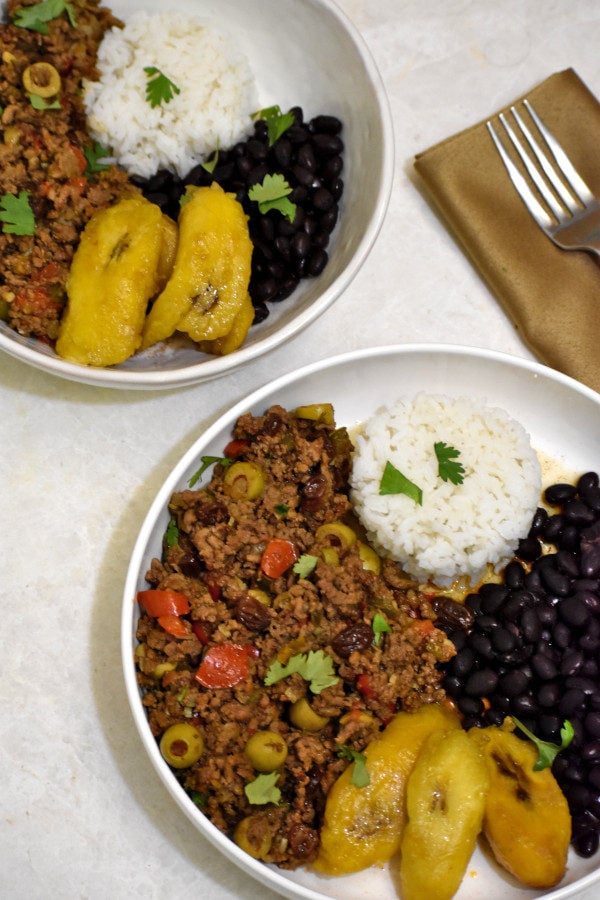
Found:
[195,643,250,689]
[223,438,249,459]
[356,673,376,700]
[260,538,298,578]
[137,589,190,617]
[157,614,190,639]
[192,621,210,645]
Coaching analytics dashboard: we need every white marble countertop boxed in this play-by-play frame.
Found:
[3,1,600,898]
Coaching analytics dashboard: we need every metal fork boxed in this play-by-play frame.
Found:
[487,100,600,257]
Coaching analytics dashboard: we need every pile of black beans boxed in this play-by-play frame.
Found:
[434,471,600,858]
[131,107,344,324]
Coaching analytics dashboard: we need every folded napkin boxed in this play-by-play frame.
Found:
[414,68,600,394]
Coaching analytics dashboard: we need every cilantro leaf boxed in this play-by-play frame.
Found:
[511,717,574,771]
[244,771,281,805]
[248,173,297,223]
[336,744,370,787]
[188,455,232,487]
[189,789,207,808]
[29,93,61,110]
[84,141,111,175]
[264,649,338,694]
[0,191,35,236]
[144,66,180,108]
[13,0,77,33]
[434,441,465,485]
[372,612,392,646]
[201,145,219,175]
[165,518,179,548]
[253,105,295,146]
[379,460,423,505]
[293,554,318,578]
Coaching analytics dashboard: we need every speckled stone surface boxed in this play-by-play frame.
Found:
[2,1,600,898]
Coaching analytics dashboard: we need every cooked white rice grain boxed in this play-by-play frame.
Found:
[84,12,257,178]
[350,393,542,586]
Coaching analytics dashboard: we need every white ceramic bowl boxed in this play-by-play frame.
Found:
[122,344,600,900]
[0,0,393,389]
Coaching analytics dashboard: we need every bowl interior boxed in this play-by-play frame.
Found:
[122,344,600,900]
[0,0,393,388]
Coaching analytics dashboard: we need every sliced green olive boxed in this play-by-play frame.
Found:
[153,661,176,680]
[320,546,340,566]
[294,403,334,426]
[159,722,204,768]
[22,62,61,98]
[247,588,271,607]
[244,730,288,772]
[233,815,272,859]
[223,461,265,500]
[315,522,357,550]
[289,698,330,732]
[357,541,381,574]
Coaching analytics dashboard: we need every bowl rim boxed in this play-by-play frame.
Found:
[121,342,600,900]
[0,0,395,390]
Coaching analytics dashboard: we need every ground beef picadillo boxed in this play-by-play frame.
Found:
[0,0,137,340]
[135,404,455,869]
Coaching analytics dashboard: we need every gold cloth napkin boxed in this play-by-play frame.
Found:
[414,68,600,394]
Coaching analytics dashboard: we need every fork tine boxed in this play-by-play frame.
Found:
[498,111,565,220]
[486,119,554,230]
[510,106,580,215]
[524,100,594,206]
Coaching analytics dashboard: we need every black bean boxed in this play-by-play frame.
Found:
[520,607,542,642]
[491,627,516,653]
[311,133,344,156]
[465,668,498,697]
[543,513,565,542]
[451,647,476,677]
[564,499,597,526]
[531,653,558,680]
[457,696,484,717]
[499,668,529,696]
[467,632,494,660]
[504,561,526,589]
[573,828,599,857]
[559,596,590,628]
[479,582,509,613]
[538,682,561,707]
[561,649,585,677]
[511,693,538,717]
[582,741,600,764]
[545,483,578,505]
[309,114,343,134]
[582,485,600,513]
[529,507,548,537]
[585,712,600,739]
[559,688,587,717]
[517,536,542,561]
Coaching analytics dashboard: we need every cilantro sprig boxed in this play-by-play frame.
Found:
[84,141,111,175]
[0,191,35,236]
[13,0,77,33]
[372,612,392,646]
[512,716,574,771]
[188,455,232,487]
[252,105,295,147]
[264,649,338,694]
[244,771,281,805]
[379,460,423,505]
[336,744,370,787]
[249,173,297,224]
[144,66,181,108]
[435,441,465,485]
[293,554,318,578]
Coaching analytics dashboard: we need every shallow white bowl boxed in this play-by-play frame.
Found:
[122,344,600,900]
[0,0,393,389]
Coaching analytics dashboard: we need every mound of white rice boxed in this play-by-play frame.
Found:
[350,393,542,586]
[84,12,257,178]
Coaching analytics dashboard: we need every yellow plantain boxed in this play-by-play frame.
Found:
[468,721,571,888]
[56,196,170,366]
[141,182,252,350]
[399,728,489,900]
[313,703,461,876]
[197,291,255,356]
